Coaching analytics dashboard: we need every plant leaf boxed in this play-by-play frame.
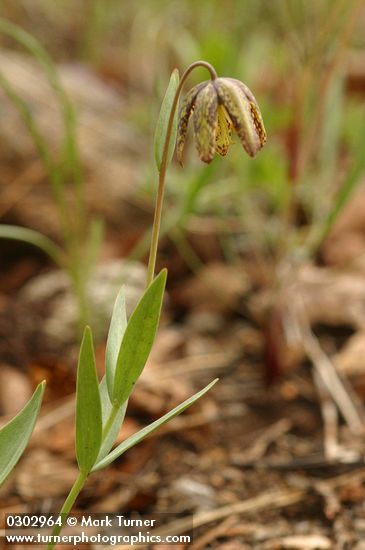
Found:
[0,381,45,486]
[310,118,365,253]
[0,224,63,266]
[93,378,218,471]
[85,217,104,280]
[0,19,81,188]
[75,326,102,473]
[112,269,167,407]
[154,68,179,171]
[97,376,127,462]
[105,286,127,400]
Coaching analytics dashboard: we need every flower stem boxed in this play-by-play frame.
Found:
[47,470,88,550]
[146,61,217,287]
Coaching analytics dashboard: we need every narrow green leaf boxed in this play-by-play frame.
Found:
[105,286,127,400]
[0,19,82,190]
[93,378,218,471]
[0,224,63,266]
[113,270,167,407]
[154,68,179,171]
[310,119,365,253]
[76,327,102,473]
[0,381,45,486]
[97,376,127,462]
[85,217,104,279]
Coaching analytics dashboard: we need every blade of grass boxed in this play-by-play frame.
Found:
[0,19,82,187]
[0,71,67,221]
[309,118,365,253]
[0,19,85,235]
[0,224,64,266]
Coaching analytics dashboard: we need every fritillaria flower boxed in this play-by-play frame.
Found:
[177,77,266,164]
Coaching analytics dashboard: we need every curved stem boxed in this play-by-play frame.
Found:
[146,61,217,287]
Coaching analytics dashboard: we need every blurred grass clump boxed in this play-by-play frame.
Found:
[0,17,102,332]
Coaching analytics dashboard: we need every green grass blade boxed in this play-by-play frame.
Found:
[0,19,81,184]
[0,19,84,235]
[84,217,104,279]
[93,378,218,471]
[0,71,58,185]
[0,381,45,486]
[112,270,167,407]
[105,287,127,400]
[0,224,64,266]
[75,327,102,473]
[154,69,179,171]
[0,70,70,241]
[311,120,365,252]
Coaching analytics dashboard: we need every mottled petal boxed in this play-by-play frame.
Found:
[215,78,266,157]
[228,78,267,148]
[176,81,207,165]
[226,78,259,105]
[192,82,218,163]
[215,105,232,156]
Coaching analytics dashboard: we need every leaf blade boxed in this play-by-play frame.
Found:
[0,381,45,486]
[97,376,127,462]
[93,379,218,471]
[154,69,179,171]
[112,270,167,407]
[105,286,127,400]
[75,327,102,473]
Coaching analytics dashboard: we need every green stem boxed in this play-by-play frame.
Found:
[47,470,88,550]
[46,401,120,548]
[146,61,217,287]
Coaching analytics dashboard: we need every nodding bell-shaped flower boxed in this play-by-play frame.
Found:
[177,77,266,164]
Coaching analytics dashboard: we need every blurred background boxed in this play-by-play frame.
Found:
[1,1,365,548]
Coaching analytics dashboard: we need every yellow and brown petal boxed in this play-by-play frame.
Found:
[177,76,266,164]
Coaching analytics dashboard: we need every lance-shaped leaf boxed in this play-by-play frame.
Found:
[93,378,218,471]
[154,69,179,170]
[0,381,45,486]
[75,327,102,473]
[97,376,127,463]
[105,286,127,400]
[113,270,167,407]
